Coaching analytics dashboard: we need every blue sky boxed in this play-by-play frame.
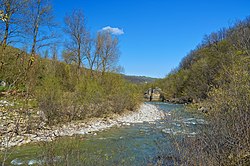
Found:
[52,0,250,78]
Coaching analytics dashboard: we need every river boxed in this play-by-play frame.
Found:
[6,102,206,166]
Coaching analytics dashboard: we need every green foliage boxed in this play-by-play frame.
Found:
[160,17,250,165]
[36,75,64,124]
[0,86,7,92]
[0,45,142,125]
[157,17,249,102]
[102,73,141,113]
[34,61,142,124]
[182,56,250,165]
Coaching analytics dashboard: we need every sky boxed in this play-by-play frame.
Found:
[52,0,250,78]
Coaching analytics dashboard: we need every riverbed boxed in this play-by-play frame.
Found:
[3,102,206,165]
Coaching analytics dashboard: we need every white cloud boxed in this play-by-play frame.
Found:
[101,26,124,35]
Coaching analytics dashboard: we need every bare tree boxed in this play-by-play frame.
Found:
[228,18,250,55]
[43,49,49,59]
[22,0,55,56]
[92,32,104,73]
[64,9,88,77]
[51,43,58,60]
[62,50,75,65]
[97,31,120,75]
[0,0,28,49]
[84,34,96,77]
[79,30,121,77]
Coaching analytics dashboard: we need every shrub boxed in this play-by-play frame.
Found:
[36,75,64,124]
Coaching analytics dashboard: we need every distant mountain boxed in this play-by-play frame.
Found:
[123,75,158,84]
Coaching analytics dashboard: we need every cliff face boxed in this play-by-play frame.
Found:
[144,87,163,101]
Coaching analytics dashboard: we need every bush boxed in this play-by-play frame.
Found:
[175,56,250,165]
[36,75,64,124]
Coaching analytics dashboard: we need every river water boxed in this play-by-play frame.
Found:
[7,102,206,166]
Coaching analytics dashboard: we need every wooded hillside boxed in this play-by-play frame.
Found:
[157,17,250,165]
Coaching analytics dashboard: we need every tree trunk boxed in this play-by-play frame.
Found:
[31,0,41,56]
[1,3,11,49]
[77,42,81,77]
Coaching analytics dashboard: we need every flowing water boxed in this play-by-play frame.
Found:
[5,102,206,166]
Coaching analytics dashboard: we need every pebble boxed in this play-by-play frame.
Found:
[1,103,165,149]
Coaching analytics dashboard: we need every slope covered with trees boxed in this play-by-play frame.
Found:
[157,17,250,103]
[0,0,142,126]
[157,17,250,165]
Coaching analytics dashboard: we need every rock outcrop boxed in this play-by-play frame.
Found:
[144,87,164,101]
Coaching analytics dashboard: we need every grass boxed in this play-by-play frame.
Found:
[0,86,7,92]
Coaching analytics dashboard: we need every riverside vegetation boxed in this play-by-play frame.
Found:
[0,0,142,123]
[154,16,250,165]
[0,0,142,164]
[0,0,250,165]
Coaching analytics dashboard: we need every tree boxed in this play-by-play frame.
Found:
[228,17,250,56]
[62,50,74,65]
[51,43,58,60]
[0,0,28,49]
[84,34,96,77]
[96,31,120,75]
[23,0,55,56]
[43,49,49,59]
[64,9,88,77]
[179,50,199,70]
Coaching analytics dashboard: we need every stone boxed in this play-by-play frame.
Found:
[11,158,24,165]
[0,80,6,87]
[198,106,209,113]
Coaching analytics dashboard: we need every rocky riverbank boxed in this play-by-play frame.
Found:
[0,103,166,150]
